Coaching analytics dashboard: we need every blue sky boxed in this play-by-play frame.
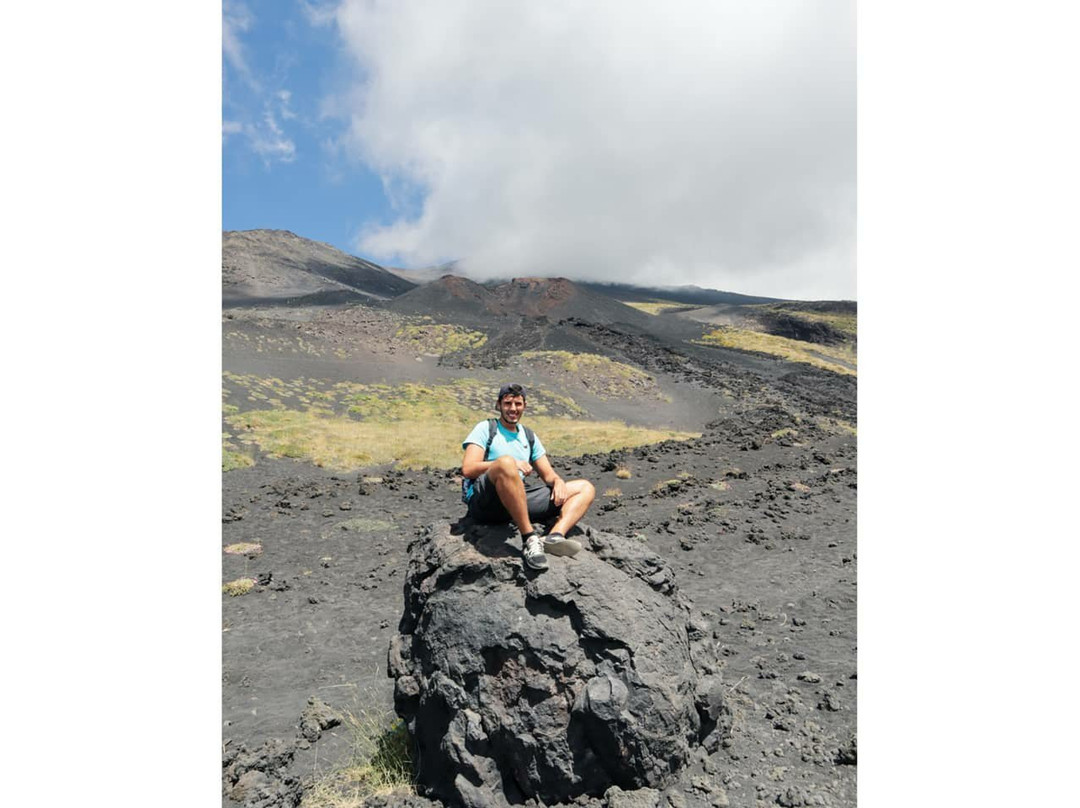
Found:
[223,1,391,253]
[223,1,857,299]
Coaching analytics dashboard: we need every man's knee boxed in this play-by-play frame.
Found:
[488,455,518,480]
[568,479,596,503]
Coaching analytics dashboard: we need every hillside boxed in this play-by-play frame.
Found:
[388,275,654,330]
[222,229,416,307]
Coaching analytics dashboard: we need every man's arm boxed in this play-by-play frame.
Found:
[462,444,492,479]
[462,444,533,479]
[532,454,569,506]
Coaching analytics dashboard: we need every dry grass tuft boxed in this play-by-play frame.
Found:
[222,578,256,597]
[615,467,632,480]
[603,487,623,498]
[301,709,415,808]
[223,542,262,556]
[222,450,254,472]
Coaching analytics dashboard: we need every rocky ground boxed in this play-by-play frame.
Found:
[222,304,856,808]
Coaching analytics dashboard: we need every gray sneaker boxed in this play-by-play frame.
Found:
[543,534,582,557]
[523,533,549,570]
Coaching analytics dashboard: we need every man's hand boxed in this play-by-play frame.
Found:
[551,478,569,507]
[516,460,534,476]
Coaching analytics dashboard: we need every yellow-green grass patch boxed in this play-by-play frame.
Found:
[222,578,256,597]
[815,417,857,436]
[603,487,622,498]
[394,323,487,355]
[224,542,262,556]
[226,407,697,472]
[223,438,255,471]
[696,327,856,376]
[225,374,586,420]
[619,300,697,315]
[615,467,632,479]
[771,428,799,439]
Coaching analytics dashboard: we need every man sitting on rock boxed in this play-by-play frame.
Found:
[461,383,596,571]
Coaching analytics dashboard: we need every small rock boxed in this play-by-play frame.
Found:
[299,696,341,742]
[664,791,687,808]
[797,671,822,683]
[818,692,842,712]
[605,785,661,808]
[691,776,718,794]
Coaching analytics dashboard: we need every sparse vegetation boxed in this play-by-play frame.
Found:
[223,448,255,472]
[751,303,858,337]
[223,376,698,471]
[615,467,632,479]
[222,578,256,597]
[520,351,664,400]
[224,542,262,556]
[619,300,697,316]
[394,323,487,355]
[223,431,256,471]
[696,327,856,376]
[653,478,687,493]
[603,487,622,498]
[301,710,415,807]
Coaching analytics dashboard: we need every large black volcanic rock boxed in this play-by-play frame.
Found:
[388,521,728,807]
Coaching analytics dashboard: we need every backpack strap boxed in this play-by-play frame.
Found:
[523,425,536,460]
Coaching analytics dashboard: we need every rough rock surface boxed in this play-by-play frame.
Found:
[388,519,728,806]
[222,739,303,808]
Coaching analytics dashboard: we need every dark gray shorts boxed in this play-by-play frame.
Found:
[467,473,560,525]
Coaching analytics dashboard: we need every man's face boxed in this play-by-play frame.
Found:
[497,394,526,425]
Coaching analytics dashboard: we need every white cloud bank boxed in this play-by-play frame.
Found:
[334,0,855,299]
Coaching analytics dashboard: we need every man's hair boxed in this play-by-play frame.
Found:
[496,383,527,403]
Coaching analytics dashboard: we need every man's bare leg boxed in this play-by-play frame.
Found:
[548,479,596,536]
[487,455,535,536]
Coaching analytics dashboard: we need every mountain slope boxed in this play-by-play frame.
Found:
[387,276,654,329]
[222,229,416,306]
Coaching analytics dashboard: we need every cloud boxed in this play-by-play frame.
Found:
[222,4,299,167]
[222,0,258,91]
[222,120,244,141]
[331,0,855,299]
[252,109,297,163]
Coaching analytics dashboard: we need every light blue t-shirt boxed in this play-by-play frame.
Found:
[461,419,546,501]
